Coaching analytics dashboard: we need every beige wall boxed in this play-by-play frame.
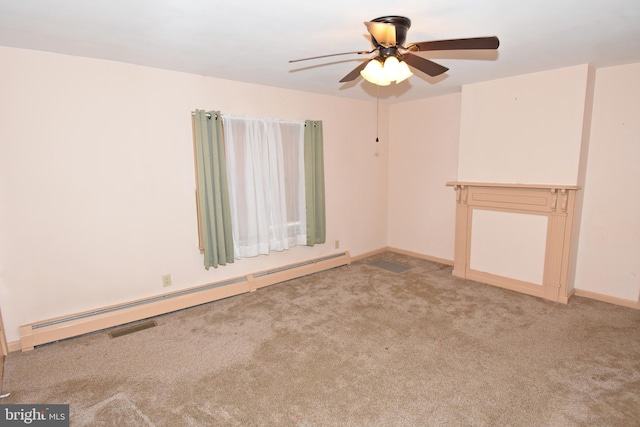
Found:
[388,62,639,305]
[573,63,640,301]
[458,64,591,185]
[0,47,389,342]
[387,94,460,261]
[1,46,638,343]
[454,65,593,296]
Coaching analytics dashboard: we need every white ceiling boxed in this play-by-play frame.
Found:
[1,0,639,103]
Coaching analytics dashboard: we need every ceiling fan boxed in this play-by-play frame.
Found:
[289,16,500,86]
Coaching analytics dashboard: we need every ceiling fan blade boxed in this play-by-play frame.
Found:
[402,53,449,77]
[289,50,373,63]
[339,61,368,83]
[409,36,499,52]
[364,21,396,46]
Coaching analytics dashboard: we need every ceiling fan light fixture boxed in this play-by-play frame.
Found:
[291,16,500,86]
[383,55,401,74]
[360,58,391,86]
[360,56,413,86]
[394,58,413,83]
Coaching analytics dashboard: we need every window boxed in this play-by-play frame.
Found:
[192,111,325,269]
[222,116,306,257]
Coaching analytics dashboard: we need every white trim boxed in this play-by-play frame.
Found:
[18,252,351,352]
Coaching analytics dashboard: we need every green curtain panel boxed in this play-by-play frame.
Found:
[304,120,327,246]
[193,110,234,269]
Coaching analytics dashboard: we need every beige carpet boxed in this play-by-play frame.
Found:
[2,252,640,426]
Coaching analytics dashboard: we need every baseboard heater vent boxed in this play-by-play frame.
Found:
[33,277,247,330]
[19,251,350,351]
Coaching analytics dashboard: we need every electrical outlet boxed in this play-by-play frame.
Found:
[335,240,340,249]
[162,274,172,287]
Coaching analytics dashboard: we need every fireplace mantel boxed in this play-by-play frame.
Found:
[446,182,579,303]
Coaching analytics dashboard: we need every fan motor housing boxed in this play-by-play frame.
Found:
[378,47,400,60]
[371,16,411,46]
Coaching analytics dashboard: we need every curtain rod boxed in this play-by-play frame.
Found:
[191,112,317,126]
[191,112,216,119]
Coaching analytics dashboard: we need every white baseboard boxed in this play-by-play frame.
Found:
[386,247,453,266]
[574,288,640,309]
[351,246,454,265]
[15,249,636,352]
[17,252,351,352]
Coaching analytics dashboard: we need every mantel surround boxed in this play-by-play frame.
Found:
[446,182,579,303]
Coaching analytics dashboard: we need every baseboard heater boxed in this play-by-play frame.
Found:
[19,251,351,351]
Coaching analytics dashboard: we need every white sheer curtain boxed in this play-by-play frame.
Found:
[222,115,306,258]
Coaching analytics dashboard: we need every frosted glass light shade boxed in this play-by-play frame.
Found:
[360,59,391,86]
[360,57,413,86]
[395,60,413,83]
[383,56,401,75]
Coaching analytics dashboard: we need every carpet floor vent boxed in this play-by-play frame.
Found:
[108,320,157,339]
[367,259,413,274]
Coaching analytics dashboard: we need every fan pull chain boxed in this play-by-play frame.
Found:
[376,85,379,143]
